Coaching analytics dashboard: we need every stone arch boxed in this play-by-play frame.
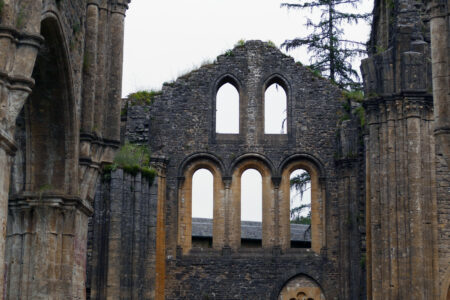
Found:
[213,74,242,135]
[277,274,326,300]
[215,73,242,93]
[178,152,226,178]
[278,153,326,178]
[279,154,326,253]
[10,13,77,198]
[229,153,276,177]
[263,73,291,93]
[178,157,225,254]
[229,154,275,249]
[6,13,81,299]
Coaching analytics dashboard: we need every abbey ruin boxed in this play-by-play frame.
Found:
[0,0,448,299]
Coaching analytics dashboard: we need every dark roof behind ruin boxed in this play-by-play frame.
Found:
[192,218,311,242]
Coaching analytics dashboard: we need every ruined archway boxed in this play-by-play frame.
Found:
[5,15,83,299]
[9,16,77,197]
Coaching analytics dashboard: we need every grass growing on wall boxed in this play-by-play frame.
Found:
[103,143,157,183]
[128,90,162,106]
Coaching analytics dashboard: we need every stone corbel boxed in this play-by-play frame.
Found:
[222,176,232,189]
[110,0,130,15]
[271,176,281,189]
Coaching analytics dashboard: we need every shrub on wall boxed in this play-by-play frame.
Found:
[103,143,157,183]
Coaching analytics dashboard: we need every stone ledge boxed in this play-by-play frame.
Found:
[9,193,94,216]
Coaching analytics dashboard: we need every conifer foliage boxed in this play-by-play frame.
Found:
[281,0,371,89]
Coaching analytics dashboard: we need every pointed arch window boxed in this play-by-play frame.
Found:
[216,82,239,134]
[264,83,287,134]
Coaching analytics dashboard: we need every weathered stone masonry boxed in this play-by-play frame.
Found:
[113,41,367,299]
[361,0,449,298]
[0,0,448,298]
[0,1,130,299]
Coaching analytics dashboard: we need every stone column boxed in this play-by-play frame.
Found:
[428,3,450,297]
[364,96,436,300]
[81,2,99,136]
[6,199,92,300]
[0,138,15,299]
[0,0,44,295]
[222,177,232,248]
[105,2,128,142]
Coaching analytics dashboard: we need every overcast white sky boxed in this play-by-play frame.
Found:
[123,0,373,96]
[122,0,372,220]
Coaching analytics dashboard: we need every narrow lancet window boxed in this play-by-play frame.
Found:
[241,168,262,247]
[265,83,287,134]
[289,169,311,248]
[216,83,239,133]
[192,168,214,247]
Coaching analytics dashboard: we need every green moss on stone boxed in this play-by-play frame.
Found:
[128,90,162,106]
[103,143,157,184]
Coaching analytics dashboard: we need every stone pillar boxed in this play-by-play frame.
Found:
[106,170,124,299]
[0,140,14,299]
[0,0,44,295]
[154,160,167,300]
[335,116,366,300]
[6,199,92,300]
[105,3,128,142]
[361,0,441,295]
[262,173,275,249]
[87,169,159,300]
[222,177,232,247]
[81,2,99,135]
[212,172,226,250]
[428,1,450,298]
[363,95,436,299]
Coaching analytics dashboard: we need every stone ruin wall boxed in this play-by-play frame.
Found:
[0,0,448,299]
[110,40,367,299]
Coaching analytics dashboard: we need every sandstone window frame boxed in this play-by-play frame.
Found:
[279,157,326,253]
[262,74,291,140]
[229,156,276,249]
[213,74,242,139]
[240,168,263,247]
[288,168,312,248]
[177,158,225,254]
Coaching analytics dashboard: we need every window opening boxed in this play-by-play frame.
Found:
[265,83,287,134]
[216,82,239,134]
[290,169,311,248]
[192,168,213,248]
[241,168,262,247]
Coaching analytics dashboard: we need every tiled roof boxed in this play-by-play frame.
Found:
[192,218,311,242]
